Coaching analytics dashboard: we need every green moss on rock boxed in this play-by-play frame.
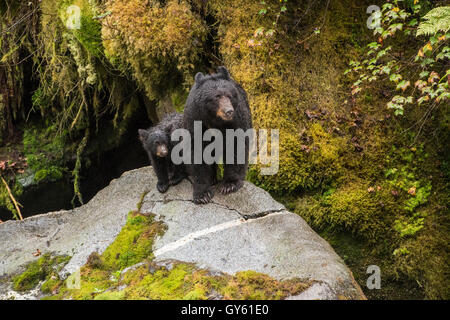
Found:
[73,261,311,300]
[296,181,398,242]
[101,211,167,270]
[12,254,71,292]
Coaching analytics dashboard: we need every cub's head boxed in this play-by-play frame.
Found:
[138,128,169,158]
[194,66,238,123]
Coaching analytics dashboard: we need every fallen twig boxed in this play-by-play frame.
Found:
[1,174,23,220]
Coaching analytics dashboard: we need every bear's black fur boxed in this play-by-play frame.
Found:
[183,66,252,204]
[139,112,185,193]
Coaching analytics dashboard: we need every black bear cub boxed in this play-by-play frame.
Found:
[183,66,253,204]
[139,112,185,193]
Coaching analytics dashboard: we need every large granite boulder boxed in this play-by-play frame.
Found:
[0,166,365,300]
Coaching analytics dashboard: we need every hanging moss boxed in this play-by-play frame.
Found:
[101,0,207,100]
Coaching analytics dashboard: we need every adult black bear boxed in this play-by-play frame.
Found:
[139,112,185,193]
[183,66,252,204]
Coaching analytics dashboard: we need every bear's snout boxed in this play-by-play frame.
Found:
[217,96,234,121]
[156,144,168,157]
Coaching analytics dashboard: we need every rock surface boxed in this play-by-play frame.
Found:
[0,166,365,300]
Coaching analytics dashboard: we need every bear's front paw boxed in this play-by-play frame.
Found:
[157,181,169,193]
[193,189,214,204]
[219,180,243,195]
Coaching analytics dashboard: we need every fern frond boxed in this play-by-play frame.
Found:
[416,6,450,36]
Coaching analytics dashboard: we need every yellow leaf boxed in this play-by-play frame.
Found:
[417,48,424,57]
[393,7,400,12]
[423,42,433,53]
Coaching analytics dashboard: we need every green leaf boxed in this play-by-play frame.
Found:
[377,50,388,59]
[437,92,450,102]
[417,6,450,36]
[436,46,450,60]
[405,96,414,104]
[419,71,430,79]
[408,19,418,26]
[254,27,265,37]
[390,74,402,82]
[374,27,384,35]
[397,80,411,91]
[387,98,404,116]
[367,42,380,49]
[265,29,275,37]
[382,30,391,39]
[382,66,391,75]
[389,23,403,33]
[417,96,430,105]
[382,3,393,12]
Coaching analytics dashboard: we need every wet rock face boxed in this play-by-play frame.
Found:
[0,166,365,300]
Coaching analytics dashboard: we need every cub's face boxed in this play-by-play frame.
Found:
[139,129,169,158]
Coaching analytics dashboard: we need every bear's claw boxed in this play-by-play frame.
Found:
[219,181,243,195]
[193,189,214,204]
[157,182,169,193]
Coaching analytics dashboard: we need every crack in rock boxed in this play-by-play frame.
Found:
[147,197,285,219]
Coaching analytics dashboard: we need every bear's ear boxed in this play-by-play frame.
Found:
[217,66,230,80]
[194,72,204,85]
[138,129,149,142]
